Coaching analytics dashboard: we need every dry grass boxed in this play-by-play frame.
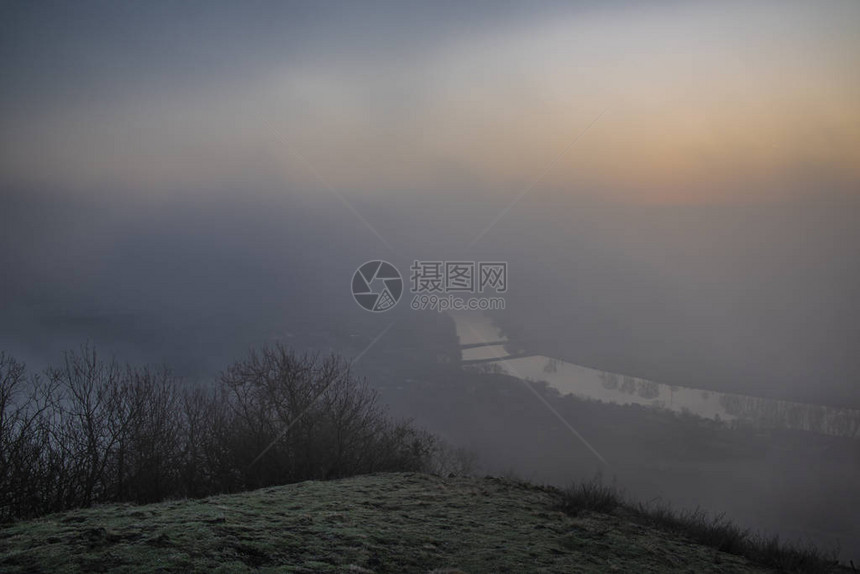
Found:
[555,477,842,574]
[1,472,787,573]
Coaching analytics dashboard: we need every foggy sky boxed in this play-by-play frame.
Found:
[1,1,859,407]
[2,0,859,203]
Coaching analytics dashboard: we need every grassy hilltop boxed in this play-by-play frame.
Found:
[0,472,839,574]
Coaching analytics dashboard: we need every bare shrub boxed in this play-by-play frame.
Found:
[220,344,434,489]
[0,343,444,519]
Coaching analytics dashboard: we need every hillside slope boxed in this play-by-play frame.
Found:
[1,473,781,573]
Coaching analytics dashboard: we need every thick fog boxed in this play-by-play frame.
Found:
[2,188,857,405]
[2,0,859,564]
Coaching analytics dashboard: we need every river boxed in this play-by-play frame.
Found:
[450,311,860,439]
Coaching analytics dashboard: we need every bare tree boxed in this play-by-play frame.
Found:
[0,353,63,520]
[0,344,440,519]
[221,344,435,488]
[48,346,127,507]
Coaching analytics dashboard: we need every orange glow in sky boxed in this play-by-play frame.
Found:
[1,1,858,205]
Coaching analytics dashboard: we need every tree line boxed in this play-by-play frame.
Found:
[0,344,439,521]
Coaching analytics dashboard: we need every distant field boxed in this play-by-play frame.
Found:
[0,472,797,573]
